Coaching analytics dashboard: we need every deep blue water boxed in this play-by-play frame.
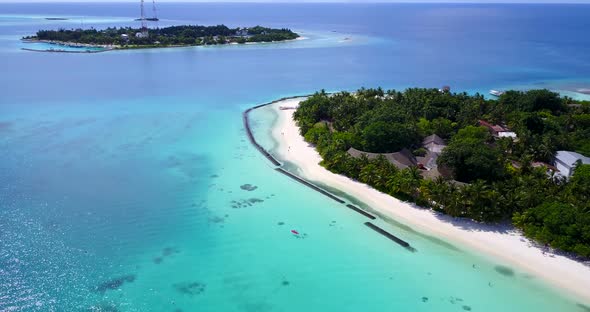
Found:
[2,2,590,105]
[1,3,590,312]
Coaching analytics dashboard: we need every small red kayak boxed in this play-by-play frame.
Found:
[291,230,299,235]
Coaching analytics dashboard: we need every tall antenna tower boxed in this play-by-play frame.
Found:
[140,0,147,34]
[137,0,158,35]
[152,0,158,21]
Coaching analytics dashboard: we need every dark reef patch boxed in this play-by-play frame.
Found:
[282,280,290,286]
[449,297,463,304]
[494,265,515,277]
[421,297,429,303]
[240,302,273,312]
[87,302,119,311]
[462,305,472,311]
[191,200,207,209]
[231,198,264,208]
[152,247,180,264]
[163,156,182,168]
[240,184,258,191]
[277,222,285,226]
[95,274,136,293]
[209,215,225,224]
[163,247,180,257]
[174,281,206,296]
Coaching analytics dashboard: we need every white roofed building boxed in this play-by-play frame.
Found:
[554,150,590,178]
[498,131,517,139]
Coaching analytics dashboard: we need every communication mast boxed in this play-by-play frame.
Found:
[152,0,158,21]
[138,0,158,36]
[140,0,147,36]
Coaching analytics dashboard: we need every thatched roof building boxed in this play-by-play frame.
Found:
[347,147,417,170]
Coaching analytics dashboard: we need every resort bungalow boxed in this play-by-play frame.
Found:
[347,133,449,178]
[554,150,590,178]
[121,34,129,41]
[478,120,517,139]
[422,134,447,153]
[417,151,439,171]
[347,147,417,170]
[347,143,456,181]
[416,134,446,171]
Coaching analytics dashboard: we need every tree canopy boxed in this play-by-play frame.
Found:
[293,88,590,258]
[438,126,504,183]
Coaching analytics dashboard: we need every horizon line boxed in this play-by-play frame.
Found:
[2,1,590,4]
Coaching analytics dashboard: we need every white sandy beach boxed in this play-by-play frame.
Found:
[269,97,590,303]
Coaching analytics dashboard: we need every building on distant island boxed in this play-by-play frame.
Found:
[235,28,249,36]
[439,85,451,93]
[135,31,149,38]
[554,150,590,178]
[478,120,517,139]
[121,34,129,41]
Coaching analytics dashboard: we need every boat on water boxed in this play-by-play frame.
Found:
[490,90,505,97]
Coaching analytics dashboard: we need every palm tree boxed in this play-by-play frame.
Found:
[399,167,423,200]
[359,163,378,186]
[386,172,402,196]
[535,141,554,163]
[423,177,449,210]
[445,185,465,217]
[463,181,490,221]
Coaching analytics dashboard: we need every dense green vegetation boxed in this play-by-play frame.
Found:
[24,25,299,48]
[293,88,590,257]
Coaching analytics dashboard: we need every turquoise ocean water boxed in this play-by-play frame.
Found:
[1,3,590,311]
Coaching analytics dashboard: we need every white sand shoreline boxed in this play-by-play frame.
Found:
[266,97,590,303]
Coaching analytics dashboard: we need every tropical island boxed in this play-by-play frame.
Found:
[288,88,590,258]
[22,25,300,51]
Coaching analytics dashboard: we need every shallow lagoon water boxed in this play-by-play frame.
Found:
[1,3,590,311]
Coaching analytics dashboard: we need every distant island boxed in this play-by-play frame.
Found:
[22,25,300,51]
[293,88,590,258]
